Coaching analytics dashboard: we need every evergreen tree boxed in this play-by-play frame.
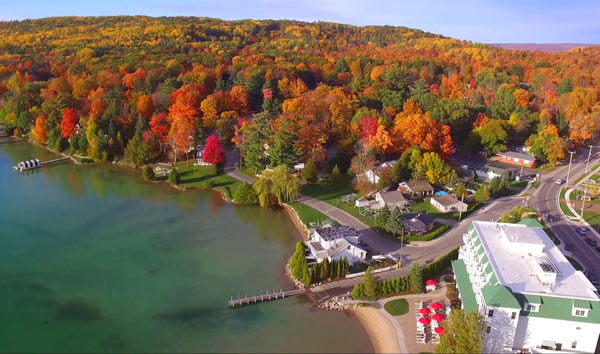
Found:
[330,164,342,184]
[362,266,378,300]
[474,184,491,203]
[434,309,486,354]
[301,158,318,184]
[233,182,258,204]
[243,112,272,171]
[409,262,424,293]
[268,118,300,168]
[168,168,180,185]
[142,165,155,181]
[386,207,404,238]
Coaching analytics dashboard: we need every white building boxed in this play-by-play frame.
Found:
[305,225,368,265]
[453,219,600,353]
[430,194,468,213]
[365,160,396,184]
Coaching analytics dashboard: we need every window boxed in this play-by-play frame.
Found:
[573,309,587,317]
[347,245,351,250]
[486,326,491,334]
[576,327,581,330]
[511,312,516,320]
[526,303,539,312]
[488,309,494,317]
[572,341,577,349]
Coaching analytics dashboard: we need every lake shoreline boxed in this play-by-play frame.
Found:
[352,306,401,353]
[13,141,378,352]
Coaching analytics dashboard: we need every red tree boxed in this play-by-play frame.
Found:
[149,112,170,144]
[359,116,378,143]
[60,108,78,138]
[203,134,224,165]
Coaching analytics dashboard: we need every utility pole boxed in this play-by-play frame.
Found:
[458,191,465,221]
[566,150,576,185]
[580,145,594,219]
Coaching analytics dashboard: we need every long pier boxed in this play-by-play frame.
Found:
[229,288,308,307]
[13,156,70,172]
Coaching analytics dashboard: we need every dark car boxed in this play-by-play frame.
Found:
[576,227,588,236]
[587,271,600,287]
[585,238,597,247]
[595,245,600,254]
[565,242,574,252]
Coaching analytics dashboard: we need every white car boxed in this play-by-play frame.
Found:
[555,179,563,185]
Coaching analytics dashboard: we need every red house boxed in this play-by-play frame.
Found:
[496,151,536,168]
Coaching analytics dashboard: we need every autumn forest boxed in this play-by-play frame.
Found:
[0,16,598,173]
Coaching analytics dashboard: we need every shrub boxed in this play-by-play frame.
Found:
[301,158,318,184]
[205,180,215,189]
[168,168,180,185]
[142,165,155,181]
[234,182,258,204]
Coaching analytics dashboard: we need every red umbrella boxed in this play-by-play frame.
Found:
[419,317,431,325]
[419,308,431,315]
[434,326,445,335]
[426,279,437,286]
[430,302,442,311]
[432,313,445,322]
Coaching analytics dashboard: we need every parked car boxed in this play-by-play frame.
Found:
[595,245,600,254]
[585,238,597,247]
[576,227,588,236]
[565,242,574,251]
[587,271,600,287]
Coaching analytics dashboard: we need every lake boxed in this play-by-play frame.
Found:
[0,142,371,353]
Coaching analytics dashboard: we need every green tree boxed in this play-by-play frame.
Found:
[474,184,491,203]
[234,182,259,204]
[142,165,155,181]
[420,152,451,185]
[409,262,423,293]
[362,267,378,300]
[330,164,342,184]
[386,207,404,238]
[269,118,300,168]
[243,112,272,172]
[168,168,180,185]
[253,165,300,207]
[478,119,508,154]
[454,182,467,200]
[301,158,318,184]
[434,309,486,354]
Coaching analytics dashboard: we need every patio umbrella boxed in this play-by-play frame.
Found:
[434,326,445,335]
[430,302,443,311]
[426,279,437,286]
[418,317,431,325]
[432,313,445,322]
[419,308,431,315]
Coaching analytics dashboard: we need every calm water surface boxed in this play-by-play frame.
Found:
[0,142,371,353]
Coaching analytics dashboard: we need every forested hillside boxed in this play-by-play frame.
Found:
[0,16,598,169]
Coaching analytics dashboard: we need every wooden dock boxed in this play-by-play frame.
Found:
[229,288,308,307]
[13,156,70,172]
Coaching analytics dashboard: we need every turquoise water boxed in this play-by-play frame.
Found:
[0,142,371,353]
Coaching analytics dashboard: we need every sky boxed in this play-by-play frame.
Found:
[1,0,600,43]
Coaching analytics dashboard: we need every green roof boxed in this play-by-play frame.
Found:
[518,218,543,228]
[482,285,521,309]
[514,293,600,324]
[574,299,592,309]
[488,273,498,285]
[452,259,478,311]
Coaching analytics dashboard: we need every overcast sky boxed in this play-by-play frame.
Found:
[1,0,600,43]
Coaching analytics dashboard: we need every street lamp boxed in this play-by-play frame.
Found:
[580,145,594,219]
[566,150,576,185]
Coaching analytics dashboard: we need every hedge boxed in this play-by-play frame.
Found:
[404,223,450,243]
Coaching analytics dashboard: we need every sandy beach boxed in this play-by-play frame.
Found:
[352,307,401,353]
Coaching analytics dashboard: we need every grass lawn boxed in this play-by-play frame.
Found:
[511,180,529,188]
[301,176,378,227]
[384,298,409,316]
[566,256,583,271]
[583,210,600,231]
[559,188,576,217]
[286,201,329,227]
[175,163,241,200]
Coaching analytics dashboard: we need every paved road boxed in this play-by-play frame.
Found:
[532,149,600,275]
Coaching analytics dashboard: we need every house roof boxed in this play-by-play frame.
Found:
[326,237,368,258]
[432,194,466,208]
[371,160,397,174]
[497,151,536,162]
[377,190,407,204]
[482,284,521,309]
[401,179,434,193]
[314,225,361,241]
[513,292,600,324]
[452,259,479,311]
[402,211,435,226]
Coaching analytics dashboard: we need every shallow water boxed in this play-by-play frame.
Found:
[0,142,371,353]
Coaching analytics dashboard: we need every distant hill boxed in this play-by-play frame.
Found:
[493,43,597,52]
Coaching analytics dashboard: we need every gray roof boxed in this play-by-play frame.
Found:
[402,211,435,226]
[402,180,434,192]
[432,194,466,208]
[378,190,407,204]
[315,225,361,241]
[497,151,536,162]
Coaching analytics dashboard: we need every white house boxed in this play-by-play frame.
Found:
[374,188,409,210]
[195,145,212,166]
[430,194,468,213]
[365,160,397,184]
[453,219,600,353]
[305,225,368,265]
